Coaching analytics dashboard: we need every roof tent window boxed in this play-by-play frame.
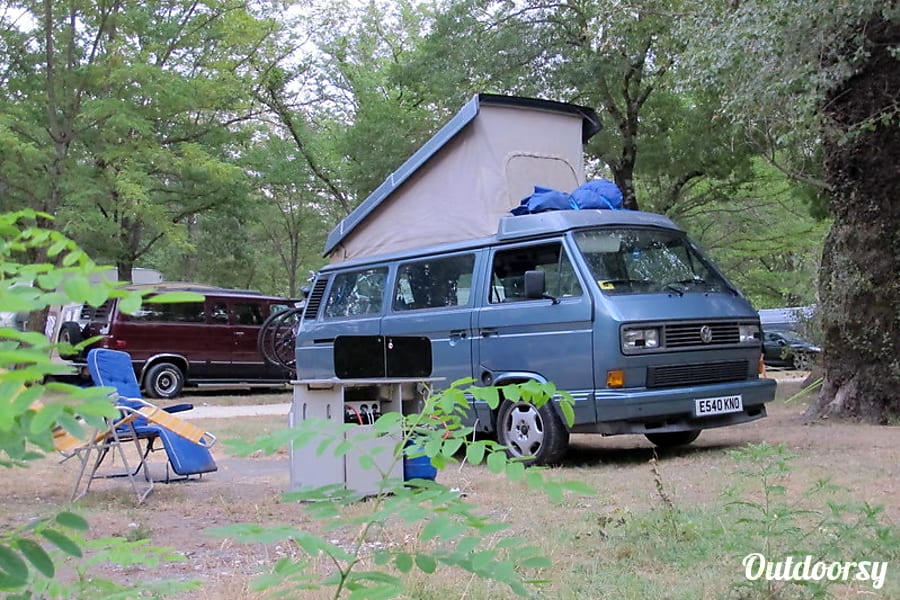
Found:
[505,154,579,208]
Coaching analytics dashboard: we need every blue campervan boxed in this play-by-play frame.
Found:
[294,95,775,465]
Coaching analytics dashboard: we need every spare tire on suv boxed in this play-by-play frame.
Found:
[57,321,84,360]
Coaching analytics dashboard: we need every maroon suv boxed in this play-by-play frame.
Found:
[58,283,298,399]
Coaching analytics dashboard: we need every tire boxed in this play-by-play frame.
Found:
[792,352,811,371]
[645,429,701,448]
[257,307,302,369]
[57,321,84,360]
[144,362,185,399]
[496,399,569,466]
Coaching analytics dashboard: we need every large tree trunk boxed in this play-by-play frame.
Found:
[804,17,900,423]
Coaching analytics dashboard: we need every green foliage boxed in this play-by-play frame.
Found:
[0,210,194,597]
[212,380,590,598]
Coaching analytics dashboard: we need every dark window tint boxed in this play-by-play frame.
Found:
[233,302,264,325]
[324,268,388,318]
[393,254,475,311]
[129,301,205,323]
[489,242,581,303]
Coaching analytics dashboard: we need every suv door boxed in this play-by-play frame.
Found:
[228,299,270,378]
[474,240,594,395]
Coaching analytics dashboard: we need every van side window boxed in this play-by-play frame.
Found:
[490,243,581,303]
[131,301,206,323]
[233,302,264,325]
[324,268,388,318]
[393,254,475,311]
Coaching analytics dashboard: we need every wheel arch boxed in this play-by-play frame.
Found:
[139,353,190,386]
[485,371,567,429]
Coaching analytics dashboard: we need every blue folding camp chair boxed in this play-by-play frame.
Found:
[79,348,217,499]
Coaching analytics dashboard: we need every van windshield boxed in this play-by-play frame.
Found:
[573,228,734,296]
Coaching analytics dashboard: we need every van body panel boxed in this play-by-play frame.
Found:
[382,307,474,384]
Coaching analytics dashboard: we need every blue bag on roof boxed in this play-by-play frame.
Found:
[511,179,623,215]
[570,179,623,210]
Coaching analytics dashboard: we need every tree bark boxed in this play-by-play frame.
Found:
[804,17,900,423]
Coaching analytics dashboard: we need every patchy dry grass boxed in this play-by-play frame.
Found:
[2,379,898,599]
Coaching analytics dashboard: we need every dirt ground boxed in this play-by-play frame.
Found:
[2,375,897,598]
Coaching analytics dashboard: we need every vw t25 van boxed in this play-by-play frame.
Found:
[295,209,776,465]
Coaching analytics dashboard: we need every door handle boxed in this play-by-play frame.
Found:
[450,329,467,341]
[234,331,245,336]
[481,328,498,338]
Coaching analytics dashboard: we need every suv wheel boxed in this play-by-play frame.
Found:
[57,322,84,360]
[144,362,185,399]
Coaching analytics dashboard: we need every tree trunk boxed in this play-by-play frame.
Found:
[804,17,900,423]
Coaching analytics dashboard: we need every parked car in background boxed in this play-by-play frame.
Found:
[54,283,299,399]
[762,330,821,370]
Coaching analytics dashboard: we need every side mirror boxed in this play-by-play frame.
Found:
[524,270,559,304]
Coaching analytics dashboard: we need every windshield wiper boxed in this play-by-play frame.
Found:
[661,277,705,296]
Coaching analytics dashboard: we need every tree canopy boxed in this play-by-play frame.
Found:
[1,0,895,420]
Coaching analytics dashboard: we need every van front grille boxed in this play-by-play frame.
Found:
[664,321,741,348]
[647,360,749,388]
[302,277,328,321]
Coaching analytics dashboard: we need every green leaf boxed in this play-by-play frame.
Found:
[0,544,28,586]
[394,552,413,573]
[486,450,507,474]
[465,443,485,465]
[13,539,54,578]
[415,553,436,574]
[116,294,142,315]
[55,512,89,531]
[40,529,82,558]
[558,398,575,427]
[145,291,205,303]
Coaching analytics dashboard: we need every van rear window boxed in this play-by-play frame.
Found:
[128,301,206,323]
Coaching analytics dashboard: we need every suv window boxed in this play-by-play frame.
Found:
[324,268,388,318]
[393,254,475,311]
[128,300,206,323]
[490,242,581,303]
[233,302,264,325]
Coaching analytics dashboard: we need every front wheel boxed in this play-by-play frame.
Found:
[144,362,185,399]
[792,352,812,371]
[645,429,701,448]
[496,400,569,466]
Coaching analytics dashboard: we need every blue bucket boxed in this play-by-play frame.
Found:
[403,447,437,481]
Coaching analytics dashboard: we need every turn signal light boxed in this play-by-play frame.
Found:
[606,369,625,388]
[759,353,767,377]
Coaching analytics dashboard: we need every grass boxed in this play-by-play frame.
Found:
[3,379,897,599]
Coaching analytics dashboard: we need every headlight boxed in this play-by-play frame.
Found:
[738,324,760,343]
[623,328,660,351]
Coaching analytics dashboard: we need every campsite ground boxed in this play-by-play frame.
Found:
[3,373,897,599]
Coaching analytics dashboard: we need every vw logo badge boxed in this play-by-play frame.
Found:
[699,325,713,344]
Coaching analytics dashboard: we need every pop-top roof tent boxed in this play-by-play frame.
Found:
[324,94,602,262]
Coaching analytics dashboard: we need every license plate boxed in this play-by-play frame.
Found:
[694,395,743,417]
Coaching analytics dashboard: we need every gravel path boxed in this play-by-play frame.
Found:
[181,403,291,419]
